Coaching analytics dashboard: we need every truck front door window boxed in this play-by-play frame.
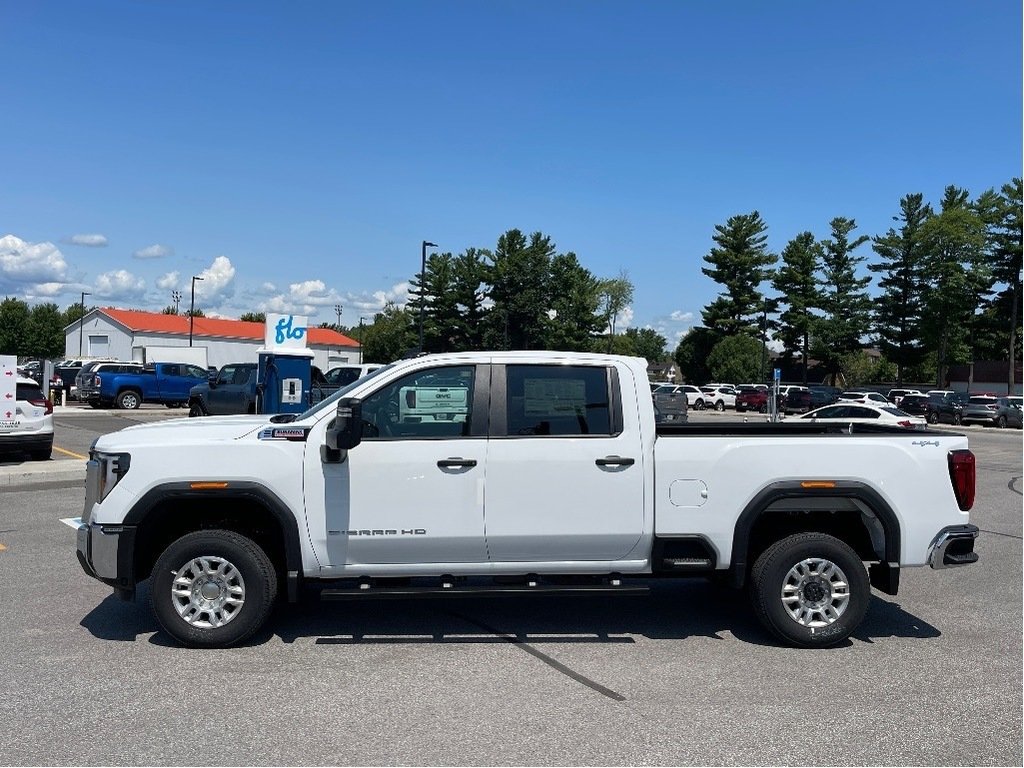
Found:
[360,366,476,439]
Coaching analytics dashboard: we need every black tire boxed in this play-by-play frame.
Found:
[694,399,705,411]
[117,390,142,410]
[997,415,1007,428]
[758,403,768,413]
[953,412,962,426]
[750,532,870,648]
[188,402,206,417]
[150,529,278,648]
[715,400,725,412]
[927,411,939,424]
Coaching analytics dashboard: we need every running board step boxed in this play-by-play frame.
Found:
[661,557,713,571]
[320,584,650,601]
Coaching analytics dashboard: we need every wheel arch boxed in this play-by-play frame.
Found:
[123,482,304,601]
[729,481,900,592]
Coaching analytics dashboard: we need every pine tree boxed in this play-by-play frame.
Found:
[486,230,556,350]
[813,217,872,378]
[918,187,990,386]
[869,194,932,385]
[546,253,603,351]
[449,248,489,351]
[772,232,822,384]
[700,212,775,336]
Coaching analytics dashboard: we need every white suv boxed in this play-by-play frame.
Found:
[0,376,54,460]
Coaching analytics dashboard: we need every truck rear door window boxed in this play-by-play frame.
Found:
[505,365,612,436]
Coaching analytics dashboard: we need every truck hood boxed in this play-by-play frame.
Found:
[94,415,278,451]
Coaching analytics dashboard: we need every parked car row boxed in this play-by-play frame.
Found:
[0,376,54,460]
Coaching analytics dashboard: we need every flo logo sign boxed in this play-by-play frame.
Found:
[265,314,309,351]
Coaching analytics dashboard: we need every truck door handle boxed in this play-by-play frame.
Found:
[437,457,477,468]
[596,456,635,467]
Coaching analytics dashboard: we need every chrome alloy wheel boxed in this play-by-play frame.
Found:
[780,557,851,628]
[171,556,246,628]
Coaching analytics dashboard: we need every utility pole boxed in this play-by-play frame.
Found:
[334,303,343,327]
[172,290,181,314]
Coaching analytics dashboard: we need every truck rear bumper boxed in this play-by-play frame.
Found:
[928,525,980,569]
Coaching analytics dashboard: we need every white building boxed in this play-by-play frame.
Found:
[64,308,361,370]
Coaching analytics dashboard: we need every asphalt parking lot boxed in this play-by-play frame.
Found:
[0,408,1020,765]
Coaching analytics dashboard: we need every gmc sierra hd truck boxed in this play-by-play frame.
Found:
[73,352,979,649]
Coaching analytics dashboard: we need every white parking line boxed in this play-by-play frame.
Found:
[60,517,83,529]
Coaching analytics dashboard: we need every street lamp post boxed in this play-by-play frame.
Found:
[334,303,343,327]
[172,289,182,314]
[189,275,204,347]
[418,240,437,352]
[78,291,91,357]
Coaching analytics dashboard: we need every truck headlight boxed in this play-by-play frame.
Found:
[93,451,131,502]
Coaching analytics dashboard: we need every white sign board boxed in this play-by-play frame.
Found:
[264,314,309,351]
[0,355,17,424]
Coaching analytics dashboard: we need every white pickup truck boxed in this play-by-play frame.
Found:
[74,352,979,649]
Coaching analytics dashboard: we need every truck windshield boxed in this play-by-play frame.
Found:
[294,362,397,422]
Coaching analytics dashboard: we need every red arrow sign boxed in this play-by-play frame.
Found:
[4,411,11,418]
[3,393,12,399]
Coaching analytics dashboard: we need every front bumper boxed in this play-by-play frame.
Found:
[75,518,137,593]
[928,525,980,569]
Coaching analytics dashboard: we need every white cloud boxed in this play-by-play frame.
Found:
[0,235,70,291]
[262,279,344,317]
[261,282,277,292]
[670,310,694,323]
[95,269,146,300]
[602,305,634,334]
[133,243,173,259]
[255,279,413,322]
[156,271,180,290]
[191,255,236,305]
[64,233,108,247]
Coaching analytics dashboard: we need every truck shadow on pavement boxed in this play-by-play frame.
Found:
[79,579,941,649]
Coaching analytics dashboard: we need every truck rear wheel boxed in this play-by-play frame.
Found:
[117,390,141,410]
[750,532,869,648]
[150,529,278,648]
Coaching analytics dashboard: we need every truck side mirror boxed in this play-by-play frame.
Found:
[325,398,363,460]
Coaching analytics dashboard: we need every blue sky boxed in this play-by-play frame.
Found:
[1,1,1020,344]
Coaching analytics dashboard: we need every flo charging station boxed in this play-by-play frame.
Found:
[256,314,314,415]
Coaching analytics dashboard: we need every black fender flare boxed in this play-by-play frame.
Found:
[123,481,304,600]
[729,480,901,589]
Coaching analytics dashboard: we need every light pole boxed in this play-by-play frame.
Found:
[334,303,343,327]
[78,291,90,357]
[418,240,437,352]
[172,289,182,314]
[189,275,204,347]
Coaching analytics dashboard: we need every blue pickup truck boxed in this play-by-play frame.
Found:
[92,362,209,409]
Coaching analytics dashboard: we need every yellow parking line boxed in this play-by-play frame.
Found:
[0,543,6,552]
[53,446,88,460]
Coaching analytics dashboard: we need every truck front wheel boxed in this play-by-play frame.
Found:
[750,532,869,648]
[117,390,142,410]
[150,529,278,648]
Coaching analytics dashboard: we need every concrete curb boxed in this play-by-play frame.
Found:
[1,459,86,491]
